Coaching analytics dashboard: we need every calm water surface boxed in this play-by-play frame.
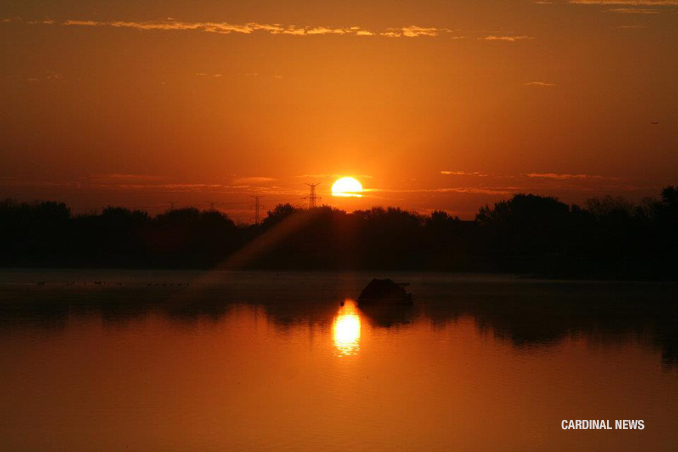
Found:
[1,270,677,451]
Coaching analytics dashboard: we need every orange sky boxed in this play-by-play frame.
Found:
[1,0,676,221]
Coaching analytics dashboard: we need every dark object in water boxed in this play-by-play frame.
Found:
[358,278,413,306]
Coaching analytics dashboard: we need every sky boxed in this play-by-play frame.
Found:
[1,0,677,221]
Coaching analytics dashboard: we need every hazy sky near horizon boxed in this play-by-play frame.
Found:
[1,0,677,220]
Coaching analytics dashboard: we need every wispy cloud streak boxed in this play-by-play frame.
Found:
[89,173,166,182]
[5,19,490,39]
[527,173,617,180]
[381,25,460,38]
[571,0,678,5]
[524,81,556,87]
[479,35,534,42]
[63,19,374,36]
[609,7,660,12]
[440,171,490,177]
[372,187,518,195]
[56,19,469,38]
[231,176,276,184]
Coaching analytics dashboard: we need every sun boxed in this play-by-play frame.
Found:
[332,177,363,197]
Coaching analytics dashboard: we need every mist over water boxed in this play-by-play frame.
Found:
[1,270,677,451]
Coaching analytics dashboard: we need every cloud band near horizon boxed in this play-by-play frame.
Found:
[5,18,539,41]
[570,0,678,4]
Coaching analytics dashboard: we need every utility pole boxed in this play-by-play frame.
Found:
[305,183,320,209]
[251,195,263,225]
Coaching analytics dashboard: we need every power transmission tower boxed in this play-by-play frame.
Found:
[251,195,263,225]
[168,201,177,211]
[209,202,215,211]
[305,183,321,209]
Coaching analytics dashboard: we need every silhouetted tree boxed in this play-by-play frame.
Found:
[586,196,634,219]
[476,194,572,262]
[262,203,299,228]
[1,187,677,278]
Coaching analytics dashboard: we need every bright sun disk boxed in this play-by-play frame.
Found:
[331,177,363,197]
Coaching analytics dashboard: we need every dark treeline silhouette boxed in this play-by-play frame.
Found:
[1,186,677,278]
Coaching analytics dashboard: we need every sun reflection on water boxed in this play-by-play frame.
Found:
[333,300,361,356]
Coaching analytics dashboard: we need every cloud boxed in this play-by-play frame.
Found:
[296,173,338,178]
[608,7,660,12]
[524,81,556,87]
[306,26,352,35]
[615,24,648,28]
[295,173,373,179]
[88,173,166,182]
[63,20,100,26]
[0,178,80,189]
[27,19,55,25]
[570,0,678,4]
[232,176,276,184]
[440,171,489,177]
[92,183,226,192]
[380,31,401,38]
[0,175,229,193]
[480,35,534,42]
[83,175,239,192]
[372,187,517,195]
[25,72,64,83]
[401,25,441,37]
[58,19,404,38]
[161,184,223,190]
[44,19,473,39]
[526,173,616,180]
[382,25,444,38]
[432,187,515,195]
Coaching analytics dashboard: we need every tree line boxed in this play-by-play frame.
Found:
[1,186,676,278]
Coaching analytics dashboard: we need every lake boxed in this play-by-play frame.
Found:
[1,270,677,451]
